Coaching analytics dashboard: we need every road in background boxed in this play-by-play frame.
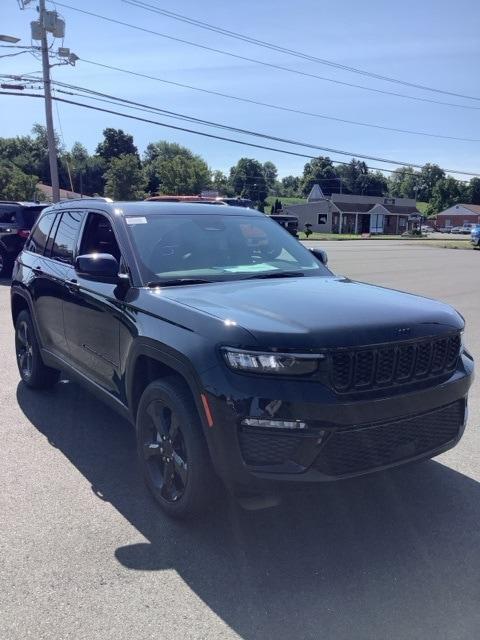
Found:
[1,241,479,640]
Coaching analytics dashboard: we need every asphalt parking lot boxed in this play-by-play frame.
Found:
[1,240,479,640]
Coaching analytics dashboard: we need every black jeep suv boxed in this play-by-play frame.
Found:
[0,201,47,277]
[11,200,474,517]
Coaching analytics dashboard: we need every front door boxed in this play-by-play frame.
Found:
[63,211,124,397]
[370,213,385,234]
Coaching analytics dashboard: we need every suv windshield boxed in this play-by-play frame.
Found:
[125,213,329,284]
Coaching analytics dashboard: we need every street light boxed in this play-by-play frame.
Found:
[0,34,21,43]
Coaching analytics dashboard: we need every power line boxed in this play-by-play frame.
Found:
[125,0,480,104]
[70,59,480,144]
[0,50,30,59]
[1,90,478,178]
[15,77,480,175]
[53,2,480,112]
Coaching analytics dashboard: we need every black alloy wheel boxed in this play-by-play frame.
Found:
[16,317,33,381]
[136,378,218,518]
[143,400,188,503]
[14,310,60,389]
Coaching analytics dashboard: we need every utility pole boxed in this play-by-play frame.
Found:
[39,0,60,202]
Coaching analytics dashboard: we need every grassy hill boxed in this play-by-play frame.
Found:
[416,201,429,214]
[265,196,306,209]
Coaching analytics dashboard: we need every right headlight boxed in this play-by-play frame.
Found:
[221,347,323,375]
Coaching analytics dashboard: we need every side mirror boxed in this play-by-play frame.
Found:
[75,253,121,283]
[309,247,328,266]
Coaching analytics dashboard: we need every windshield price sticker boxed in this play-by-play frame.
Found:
[126,216,148,225]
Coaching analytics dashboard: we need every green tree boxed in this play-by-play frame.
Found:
[388,166,419,199]
[143,141,210,195]
[0,163,40,200]
[211,170,233,195]
[96,128,138,163]
[417,163,445,202]
[355,170,388,196]
[144,141,193,164]
[300,156,337,196]
[263,161,278,192]
[336,159,367,194]
[103,154,146,200]
[229,158,268,203]
[281,175,300,197]
[468,177,480,204]
[147,155,211,195]
[428,176,465,214]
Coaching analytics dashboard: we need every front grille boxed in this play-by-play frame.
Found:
[331,333,461,393]
[313,401,464,476]
[238,430,303,466]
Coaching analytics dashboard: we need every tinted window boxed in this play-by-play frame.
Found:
[45,214,61,256]
[0,209,18,224]
[50,211,84,264]
[26,212,56,255]
[79,212,121,261]
[18,207,45,228]
[126,213,329,283]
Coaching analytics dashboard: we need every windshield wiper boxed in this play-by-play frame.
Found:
[146,278,213,287]
[242,271,305,280]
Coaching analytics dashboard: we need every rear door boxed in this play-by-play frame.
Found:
[29,210,85,358]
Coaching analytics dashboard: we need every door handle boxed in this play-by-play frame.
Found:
[32,265,43,275]
[67,279,80,293]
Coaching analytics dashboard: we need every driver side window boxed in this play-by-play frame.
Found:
[80,212,121,262]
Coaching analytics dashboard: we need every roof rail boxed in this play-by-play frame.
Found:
[51,197,114,206]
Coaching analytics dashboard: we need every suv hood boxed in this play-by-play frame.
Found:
[158,276,463,349]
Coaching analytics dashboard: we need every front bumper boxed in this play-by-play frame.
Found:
[200,353,474,492]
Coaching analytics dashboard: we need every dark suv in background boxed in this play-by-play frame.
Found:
[11,200,474,518]
[0,201,47,277]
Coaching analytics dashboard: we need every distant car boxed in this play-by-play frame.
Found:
[421,225,434,233]
[470,224,480,248]
[0,201,47,277]
[145,195,226,205]
[269,214,299,237]
[217,197,254,208]
[451,225,472,234]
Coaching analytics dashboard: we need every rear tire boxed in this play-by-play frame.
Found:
[136,377,218,519]
[15,310,60,389]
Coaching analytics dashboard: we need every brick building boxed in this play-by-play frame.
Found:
[436,204,480,229]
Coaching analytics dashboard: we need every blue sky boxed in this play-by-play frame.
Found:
[1,0,479,178]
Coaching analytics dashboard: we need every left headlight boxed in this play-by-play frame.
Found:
[221,347,322,375]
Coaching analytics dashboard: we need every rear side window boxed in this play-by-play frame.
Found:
[26,212,56,255]
[18,207,44,229]
[50,211,84,264]
[0,209,18,224]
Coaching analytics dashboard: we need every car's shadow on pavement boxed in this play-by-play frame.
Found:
[0,277,11,287]
[17,379,480,640]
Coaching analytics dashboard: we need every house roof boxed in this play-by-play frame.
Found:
[333,201,419,215]
[307,184,325,202]
[36,182,83,200]
[381,204,419,214]
[333,202,374,213]
[437,203,480,216]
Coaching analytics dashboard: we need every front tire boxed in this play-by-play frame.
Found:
[136,378,217,518]
[15,310,60,389]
